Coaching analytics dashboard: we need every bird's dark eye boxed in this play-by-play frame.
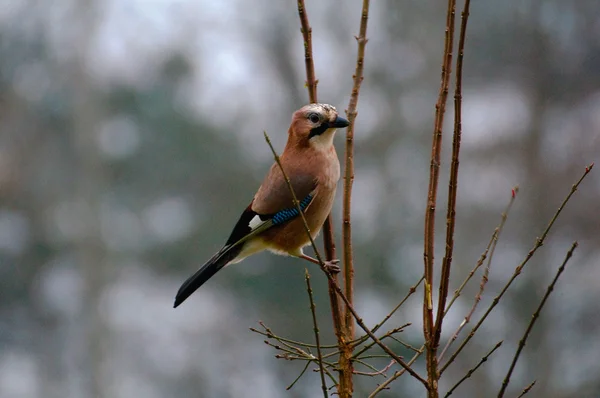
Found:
[308,113,320,124]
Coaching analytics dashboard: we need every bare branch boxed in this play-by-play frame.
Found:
[516,381,536,398]
[443,186,518,318]
[368,348,424,397]
[440,164,593,375]
[444,340,503,397]
[297,0,318,103]
[305,269,329,397]
[497,242,579,398]
[435,0,472,350]
[439,187,517,362]
[295,4,346,392]
[423,0,456,393]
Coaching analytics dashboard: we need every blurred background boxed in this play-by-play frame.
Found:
[1,0,599,397]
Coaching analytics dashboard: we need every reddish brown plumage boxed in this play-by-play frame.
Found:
[252,103,342,255]
[174,104,347,307]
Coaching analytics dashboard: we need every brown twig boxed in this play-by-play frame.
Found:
[297,0,318,103]
[353,360,395,377]
[370,276,424,337]
[440,164,593,375]
[295,3,348,393]
[435,0,471,353]
[497,242,578,397]
[340,1,371,390]
[368,347,424,397]
[443,187,518,318]
[439,187,517,362]
[352,324,410,359]
[329,269,429,387]
[250,327,340,350]
[516,380,536,398]
[444,340,503,397]
[424,0,456,393]
[305,269,328,398]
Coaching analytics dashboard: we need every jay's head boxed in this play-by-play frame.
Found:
[289,103,349,149]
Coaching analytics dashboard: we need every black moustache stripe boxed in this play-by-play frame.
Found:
[308,123,330,139]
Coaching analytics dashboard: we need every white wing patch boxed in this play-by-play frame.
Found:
[248,215,264,230]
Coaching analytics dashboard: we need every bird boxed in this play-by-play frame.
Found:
[173,103,349,308]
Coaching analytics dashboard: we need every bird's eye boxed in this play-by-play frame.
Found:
[308,113,320,124]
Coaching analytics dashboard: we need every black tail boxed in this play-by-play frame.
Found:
[173,244,243,308]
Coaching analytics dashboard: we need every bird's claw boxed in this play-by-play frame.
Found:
[323,259,341,274]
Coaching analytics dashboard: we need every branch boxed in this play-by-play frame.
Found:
[435,0,472,350]
[497,242,578,398]
[440,164,593,375]
[444,340,503,397]
[305,269,328,398]
[329,270,428,387]
[352,324,410,359]
[295,4,347,393]
[443,186,517,318]
[423,0,456,392]
[342,0,371,364]
[297,0,318,103]
[516,381,536,398]
[368,347,424,397]
[371,276,424,337]
[439,187,517,362]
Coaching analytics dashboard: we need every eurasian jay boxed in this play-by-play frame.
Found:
[173,103,349,308]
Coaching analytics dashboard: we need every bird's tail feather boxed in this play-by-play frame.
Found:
[173,244,243,308]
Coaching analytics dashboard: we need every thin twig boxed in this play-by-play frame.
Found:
[439,187,517,361]
[440,164,593,375]
[330,269,429,387]
[516,381,536,398]
[444,340,503,397]
[250,327,340,350]
[295,3,346,393]
[371,276,424,337]
[352,324,410,359]
[305,269,328,398]
[297,0,318,103]
[353,360,395,377]
[435,0,472,352]
[368,347,424,397]
[497,242,578,397]
[287,361,311,390]
[424,0,456,392]
[341,1,371,387]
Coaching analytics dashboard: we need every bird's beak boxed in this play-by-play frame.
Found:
[330,116,350,128]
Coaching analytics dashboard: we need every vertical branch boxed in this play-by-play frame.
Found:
[497,242,578,398]
[424,0,456,395]
[305,269,329,398]
[297,0,318,103]
[434,0,471,353]
[296,3,349,395]
[340,0,371,390]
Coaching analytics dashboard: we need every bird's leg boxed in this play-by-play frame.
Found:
[299,254,341,274]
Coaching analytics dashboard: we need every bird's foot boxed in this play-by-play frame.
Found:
[323,259,341,274]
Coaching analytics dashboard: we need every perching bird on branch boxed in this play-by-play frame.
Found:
[173,103,349,308]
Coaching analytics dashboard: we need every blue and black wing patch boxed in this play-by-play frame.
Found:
[225,193,314,247]
[272,194,313,225]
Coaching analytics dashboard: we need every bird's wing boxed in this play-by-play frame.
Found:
[224,163,318,248]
